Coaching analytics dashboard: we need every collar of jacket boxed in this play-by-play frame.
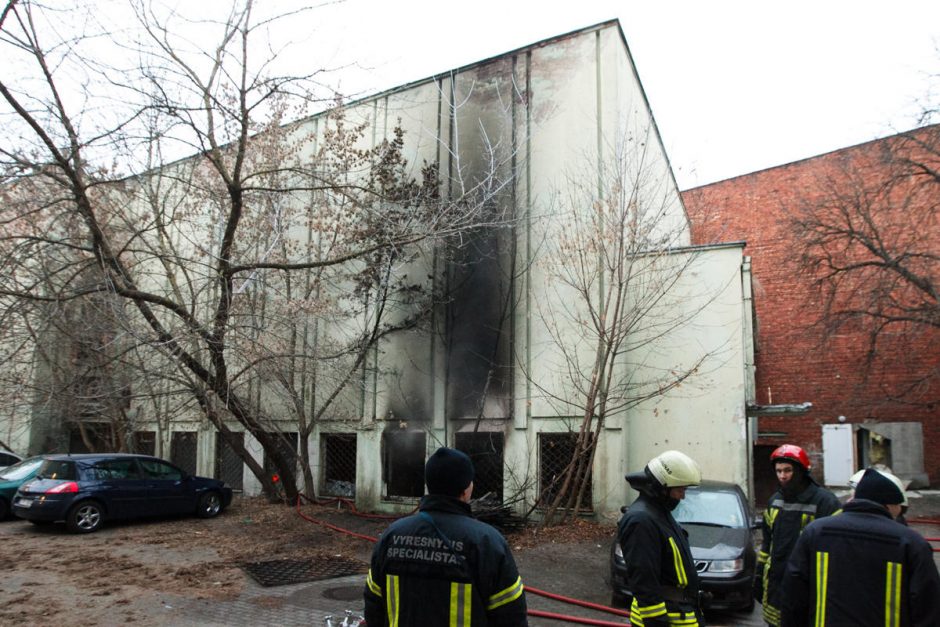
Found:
[419,494,473,516]
[843,498,894,518]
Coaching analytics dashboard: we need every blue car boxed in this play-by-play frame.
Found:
[0,456,44,519]
[12,453,233,533]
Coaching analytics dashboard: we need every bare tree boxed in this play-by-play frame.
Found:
[532,126,732,525]
[0,0,512,501]
[792,123,940,409]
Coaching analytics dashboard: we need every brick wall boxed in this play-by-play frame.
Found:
[682,125,940,485]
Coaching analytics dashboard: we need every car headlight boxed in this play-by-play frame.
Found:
[707,559,743,573]
[614,543,623,558]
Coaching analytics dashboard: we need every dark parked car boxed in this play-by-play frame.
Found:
[12,453,233,533]
[610,480,758,612]
[0,456,44,519]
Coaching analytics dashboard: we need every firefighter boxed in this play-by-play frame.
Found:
[781,468,940,626]
[363,447,527,626]
[616,450,705,626]
[754,444,840,626]
[849,466,909,524]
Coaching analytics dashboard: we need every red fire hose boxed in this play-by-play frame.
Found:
[294,497,633,625]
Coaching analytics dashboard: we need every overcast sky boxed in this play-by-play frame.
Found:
[308,0,940,189]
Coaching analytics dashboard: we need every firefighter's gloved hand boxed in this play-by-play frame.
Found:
[697,590,714,609]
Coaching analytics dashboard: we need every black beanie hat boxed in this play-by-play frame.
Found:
[854,468,904,506]
[425,447,474,497]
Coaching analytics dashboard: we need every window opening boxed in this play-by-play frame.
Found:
[538,432,592,510]
[216,431,244,491]
[321,433,357,497]
[383,430,425,498]
[455,432,504,500]
[170,431,198,475]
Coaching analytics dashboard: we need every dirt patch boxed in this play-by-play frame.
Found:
[0,496,615,626]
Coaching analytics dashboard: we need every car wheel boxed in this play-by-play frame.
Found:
[196,491,222,518]
[67,500,104,533]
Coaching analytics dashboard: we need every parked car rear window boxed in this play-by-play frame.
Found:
[38,460,78,481]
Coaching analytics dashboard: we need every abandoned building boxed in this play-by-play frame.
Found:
[1,20,758,518]
[683,124,940,503]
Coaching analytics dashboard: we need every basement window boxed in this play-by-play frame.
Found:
[383,430,425,499]
[538,432,592,510]
[455,432,504,500]
[321,433,357,497]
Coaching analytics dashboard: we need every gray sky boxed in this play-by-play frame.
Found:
[310,0,940,189]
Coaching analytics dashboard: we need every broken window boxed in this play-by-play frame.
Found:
[321,433,357,497]
[539,432,592,510]
[171,431,198,475]
[455,432,504,500]
[383,430,425,499]
[216,431,244,491]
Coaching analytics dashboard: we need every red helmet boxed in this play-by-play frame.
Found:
[771,444,811,472]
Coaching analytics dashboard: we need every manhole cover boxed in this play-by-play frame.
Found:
[242,557,367,587]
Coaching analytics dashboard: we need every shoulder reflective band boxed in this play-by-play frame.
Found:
[366,569,382,597]
[488,576,524,610]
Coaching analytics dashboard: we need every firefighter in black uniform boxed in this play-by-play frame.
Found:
[363,447,527,627]
[755,444,840,626]
[781,468,940,626]
[616,450,705,626]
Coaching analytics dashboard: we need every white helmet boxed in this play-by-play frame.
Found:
[849,468,908,507]
[647,450,702,488]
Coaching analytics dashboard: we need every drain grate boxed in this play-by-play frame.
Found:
[242,557,367,587]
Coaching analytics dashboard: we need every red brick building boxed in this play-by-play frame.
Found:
[682,125,939,500]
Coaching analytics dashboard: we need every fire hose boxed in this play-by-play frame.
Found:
[294,497,633,625]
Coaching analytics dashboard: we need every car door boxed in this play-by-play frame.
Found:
[137,458,192,515]
[85,458,146,519]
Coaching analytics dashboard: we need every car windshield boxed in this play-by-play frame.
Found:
[0,457,43,481]
[37,459,78,481]
[674,488,745,528]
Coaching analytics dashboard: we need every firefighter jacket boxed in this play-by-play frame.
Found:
[780,498,940,627]
[616,492,702,626]
[757,479,840,626]
[363,494,527,627]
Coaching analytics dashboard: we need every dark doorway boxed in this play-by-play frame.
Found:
[383,430,425,498]
[216,431,244,491]
[171,431,198,475]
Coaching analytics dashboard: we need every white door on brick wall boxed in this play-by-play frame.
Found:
[823,424,854,486]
